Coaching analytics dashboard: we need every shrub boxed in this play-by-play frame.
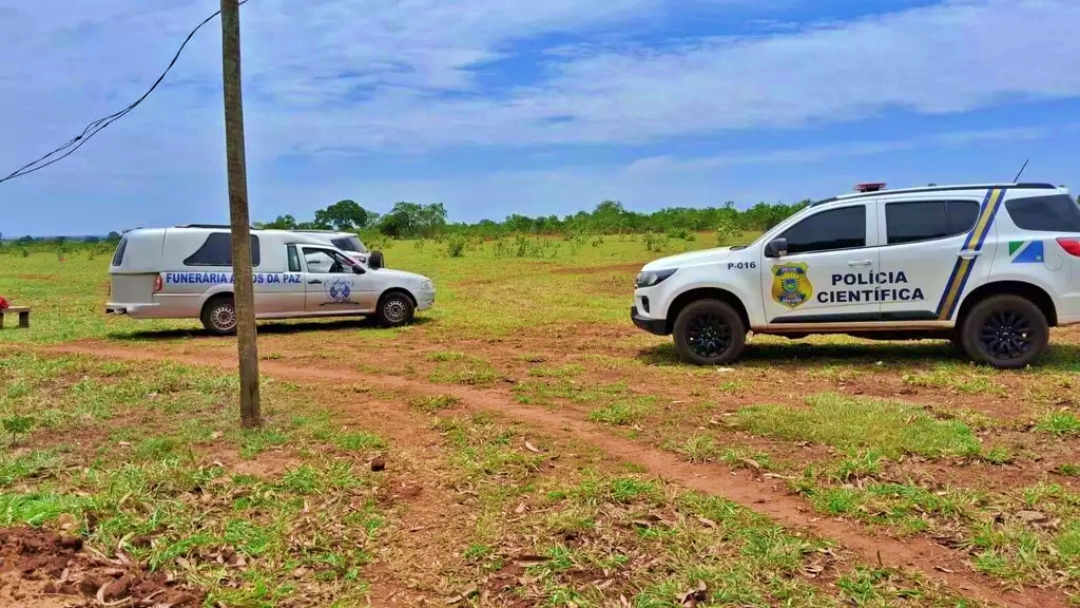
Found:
[444,234,467,258]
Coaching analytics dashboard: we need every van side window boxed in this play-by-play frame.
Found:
[111,237,128,267]
[302,248,351,274]
[183,233,261,267]
[287,245,301,272]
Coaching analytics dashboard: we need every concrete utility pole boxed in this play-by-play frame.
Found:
[220,0,261,427]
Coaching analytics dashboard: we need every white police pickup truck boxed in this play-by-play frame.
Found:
[632,182,1080,368]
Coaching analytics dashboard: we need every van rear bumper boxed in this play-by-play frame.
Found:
[106,303,161,318]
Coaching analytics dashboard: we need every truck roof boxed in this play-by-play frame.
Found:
[812,182,1061,207]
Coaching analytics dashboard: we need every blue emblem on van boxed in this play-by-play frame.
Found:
[326,279,353,303]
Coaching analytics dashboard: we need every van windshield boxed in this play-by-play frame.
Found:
[331,236,367,253]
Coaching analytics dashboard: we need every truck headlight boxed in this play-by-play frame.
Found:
[635,268,677,288]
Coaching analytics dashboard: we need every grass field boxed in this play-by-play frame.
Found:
[1,233,1078,607]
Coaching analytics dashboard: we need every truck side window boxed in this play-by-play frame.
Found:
[885,200,980,244]
[1005,194,1080,232]
[779,205,865,254]
[183,233,261,267]
[287,245,301,272]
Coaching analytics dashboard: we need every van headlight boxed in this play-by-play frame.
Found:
[635,268,677,288]
[420,280,434,290]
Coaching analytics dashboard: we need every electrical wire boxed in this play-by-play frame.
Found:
[0,0,249,185]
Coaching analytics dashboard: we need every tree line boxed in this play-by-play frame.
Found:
[258,198,813,241]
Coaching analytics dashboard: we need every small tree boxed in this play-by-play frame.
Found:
[715,215,738,247]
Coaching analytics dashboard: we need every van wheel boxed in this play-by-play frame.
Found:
[201,296,238,336]
[376,292,414,328]
[959,294,1048,369]
[673,300,747,365]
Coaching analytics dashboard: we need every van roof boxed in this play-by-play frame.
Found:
[122,227,339,247]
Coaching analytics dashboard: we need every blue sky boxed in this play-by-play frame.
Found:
[2,0,1079,236]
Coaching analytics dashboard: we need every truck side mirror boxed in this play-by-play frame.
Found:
[765,237,788,258]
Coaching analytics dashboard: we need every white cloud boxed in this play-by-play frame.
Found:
[623,126,1066,175]
[6,0,1080,163]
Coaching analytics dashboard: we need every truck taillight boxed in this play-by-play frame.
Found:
[1058,238,1080,257]
[153,275,163,292]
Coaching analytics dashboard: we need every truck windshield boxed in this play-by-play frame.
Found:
[331,236,368,253]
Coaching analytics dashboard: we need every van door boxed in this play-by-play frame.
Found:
[300,247,367,313]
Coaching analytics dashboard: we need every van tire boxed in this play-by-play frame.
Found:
[369,250,385,269]
[959,294,1048,369]
[201,295,238,336]
[673,299,747,365]
[376,291,414,328]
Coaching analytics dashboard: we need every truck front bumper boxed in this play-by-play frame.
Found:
[631,306,667,336]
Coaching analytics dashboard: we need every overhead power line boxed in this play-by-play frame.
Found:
[0,0,249,185]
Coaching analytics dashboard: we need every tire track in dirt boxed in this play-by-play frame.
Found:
[43,343,1068,608]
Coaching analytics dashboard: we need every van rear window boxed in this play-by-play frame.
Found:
[1005,194,1080,232]
[183,233,261,267]
[111,237,128,267]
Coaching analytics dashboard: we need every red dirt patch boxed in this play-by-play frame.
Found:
[0,527,203,607]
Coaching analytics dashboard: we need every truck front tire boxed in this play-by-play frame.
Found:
[673,300,747,365]
[959,294,1048,369]
[201,295,238,336]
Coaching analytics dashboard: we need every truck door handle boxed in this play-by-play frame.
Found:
[847,259,873,267]
[308,279,322,285]
[959,250,981,260]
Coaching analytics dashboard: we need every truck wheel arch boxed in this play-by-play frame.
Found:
[666,288,751,334]
[956,281,1057,327]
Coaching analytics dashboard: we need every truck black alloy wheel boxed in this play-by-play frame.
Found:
[960,294,1048,369]
[673,300,747,365]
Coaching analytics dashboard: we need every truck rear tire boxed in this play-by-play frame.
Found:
[959,294,1048,369]
[201,295,238,336]
[673,299,747,365]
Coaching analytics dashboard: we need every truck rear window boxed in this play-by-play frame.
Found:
[331,236,367,253]
[111,237,128,267]
[183,233,261,267]
[1005,194,1080,232]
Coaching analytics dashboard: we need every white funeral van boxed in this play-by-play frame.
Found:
[106,226,435,334]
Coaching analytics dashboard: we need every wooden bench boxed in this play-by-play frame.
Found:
[0,306,31,329]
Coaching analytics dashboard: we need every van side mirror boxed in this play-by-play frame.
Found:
[765,237,788,258]
[351,264,365,275]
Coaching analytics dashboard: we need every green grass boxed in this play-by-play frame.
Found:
[587,398,656,426]
[735,393,985,459]
[1035,411,1080,435]
[429,412,973,608]
[0,352,389,606]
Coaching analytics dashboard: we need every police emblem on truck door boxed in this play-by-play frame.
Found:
[771,263,813,309]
